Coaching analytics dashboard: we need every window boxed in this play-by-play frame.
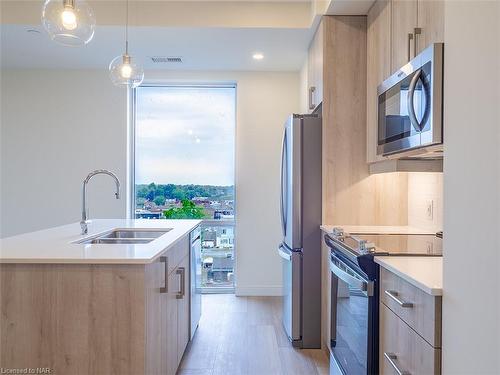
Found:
[133,85,236,292]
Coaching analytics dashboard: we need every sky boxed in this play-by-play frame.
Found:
[135,86,235,186]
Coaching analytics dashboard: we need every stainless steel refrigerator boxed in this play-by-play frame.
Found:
[278,113,322,348]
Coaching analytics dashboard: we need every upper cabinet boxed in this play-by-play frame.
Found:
[367,0,392,163]
[307,21,324,113]
[417,0,444,55]
[391,0,444,72]
[391,0,418,70]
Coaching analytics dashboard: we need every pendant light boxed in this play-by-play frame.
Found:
[109,0,144,88]
[41,0,95,46]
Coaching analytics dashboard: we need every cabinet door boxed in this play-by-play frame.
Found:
[391,0,417,72]
[417,0,444,54]
[177,255,190,365]
[307,20,324,113]
[307,38,315,113]
[313,20,324,109]
[367,0,392,163]
[166,269,179,375]
[380,304,441,375]
[145,255,169,375]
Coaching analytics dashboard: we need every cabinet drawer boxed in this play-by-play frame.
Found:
[380,304,441,375]
[380,268,441,347]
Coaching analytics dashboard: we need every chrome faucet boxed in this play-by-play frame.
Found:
[80,170,121,235]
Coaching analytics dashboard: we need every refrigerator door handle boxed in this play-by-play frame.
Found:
[280,128,287,237]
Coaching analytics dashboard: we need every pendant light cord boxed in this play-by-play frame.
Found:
[125,0,129,55]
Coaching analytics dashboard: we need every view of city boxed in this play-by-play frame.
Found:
[135,183,234,220]
[134,85,236,291]
[135,183,235,290]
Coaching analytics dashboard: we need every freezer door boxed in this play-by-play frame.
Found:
[278,243,302,342]
[281,116,302,250]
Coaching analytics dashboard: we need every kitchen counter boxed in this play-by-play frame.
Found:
[375,256,443,296]
[321,224,436,235]
[0,219,201,264]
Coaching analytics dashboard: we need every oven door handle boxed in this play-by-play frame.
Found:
[329,257,373,297]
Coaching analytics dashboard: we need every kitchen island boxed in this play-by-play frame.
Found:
[0,219,201,375]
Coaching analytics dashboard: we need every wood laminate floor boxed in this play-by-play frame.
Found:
[178,294,329,375]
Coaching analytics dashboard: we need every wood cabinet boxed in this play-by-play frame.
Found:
[380,268,442,346]
[417,0,444,55]
[391,0,418,70]
[379,267,442,374]
[176,254,190,365]
[391,0,444,72]
[0,234,192,375]
[148,237,190,375]
[367,0,391,163]
[307,20,324,112]
[380,304,441,375]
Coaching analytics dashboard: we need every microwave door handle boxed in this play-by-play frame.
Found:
[407,69,423,132]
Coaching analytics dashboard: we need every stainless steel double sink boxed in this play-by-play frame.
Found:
[75,228,172,245]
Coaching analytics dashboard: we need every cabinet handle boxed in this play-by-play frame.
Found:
[385,290,413,308]
[384,352,411,375]
[160,256,168,293]
[176,267,186,299]
[308,86,316,110]
[407,33,413,62]
[414,28,422,57]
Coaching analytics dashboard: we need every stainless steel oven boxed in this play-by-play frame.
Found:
[377,43,443,157]
[329,253,377,375]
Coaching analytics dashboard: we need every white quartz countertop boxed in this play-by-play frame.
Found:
[0,219,201,264]
[320,224,436,235]
[375,256,443,296]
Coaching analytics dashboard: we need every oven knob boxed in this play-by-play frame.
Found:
[359,240,375,254]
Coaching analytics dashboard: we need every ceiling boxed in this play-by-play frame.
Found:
[1,24,312,71]
[0,0,374,72]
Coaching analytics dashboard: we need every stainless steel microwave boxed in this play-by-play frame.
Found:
[377,43,443,157]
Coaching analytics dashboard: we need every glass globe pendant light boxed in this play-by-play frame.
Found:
[41,0,95,46]
[109,0,144,88]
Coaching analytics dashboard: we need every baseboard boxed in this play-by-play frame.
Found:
[235,285,283,296]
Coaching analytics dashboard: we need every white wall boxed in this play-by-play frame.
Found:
[442,1,500,374]
[0,69,299,296]
[0,70,127,237]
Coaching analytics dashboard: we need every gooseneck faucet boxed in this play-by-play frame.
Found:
[81,170,121,235]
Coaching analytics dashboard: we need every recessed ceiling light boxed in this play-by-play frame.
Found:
[253,53,264,60]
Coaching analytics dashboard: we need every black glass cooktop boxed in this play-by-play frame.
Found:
[341,233,442,256]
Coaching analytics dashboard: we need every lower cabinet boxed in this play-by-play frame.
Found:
[146,237,191,375]
[379,267,442,375]
[380,304,441,375]
[177,254,190,364]
[0,233,193,375]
